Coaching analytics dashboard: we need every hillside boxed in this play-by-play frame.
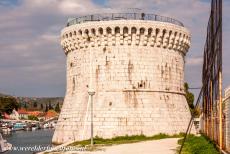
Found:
[0,92,63,111]
[17,96,64,111]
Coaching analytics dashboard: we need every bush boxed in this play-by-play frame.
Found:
[28,115,39,121]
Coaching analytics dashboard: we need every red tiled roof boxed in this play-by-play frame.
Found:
[17,108,28,114]
[3,113,10,119]
[27,111,43,117]
[45,110,58,118]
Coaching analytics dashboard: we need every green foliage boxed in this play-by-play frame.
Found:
[24,103,27,109]
[184,82,200,117]
[184,83,195,109]
[70,133,184,146]
[28,115,39,121]
[45,104,48,112]
[48,101,53,110]
[33,101,38,108]
[0,96,19,114]
[20,117,26,120]
[55,103,60,113]
[178,135,219,154]
[40,103,43,110]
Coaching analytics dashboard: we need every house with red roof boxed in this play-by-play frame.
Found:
[17,108,29,119]
[27,111,43,117]
[45,110,58,120]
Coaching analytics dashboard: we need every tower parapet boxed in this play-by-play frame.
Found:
[66,13,184,27]
[61,21,190,55]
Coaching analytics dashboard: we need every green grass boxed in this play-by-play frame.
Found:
[177,134,220,154]
[70,133,184,146]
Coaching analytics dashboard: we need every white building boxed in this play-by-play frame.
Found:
[9,109,19,120]
[224,86,230,152]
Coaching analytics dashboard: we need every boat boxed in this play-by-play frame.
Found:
[12,123,26,131]
[31,124,38,131]
[23,123,32,131]
[23,125,32,131]
[0,133,12,153]
[31,125,38,131]
[1,124,11,135]
[31,127,37,131]
[43,123,52,129]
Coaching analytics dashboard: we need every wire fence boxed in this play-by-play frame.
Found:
[66,13,184,27]
[179,0,223,153]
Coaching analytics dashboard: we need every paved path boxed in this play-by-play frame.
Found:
[60,138,179,154]
[91,138,179,154]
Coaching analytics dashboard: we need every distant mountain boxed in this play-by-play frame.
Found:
[0,93,11,97]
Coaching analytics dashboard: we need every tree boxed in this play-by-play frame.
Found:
[55,103,60,113]
[33,101,38,108]
[48,101,53,110]
[40,103,44,110]
[0,97,19,115]
[18,102,22,109]
[184,82,200,117]
[24,103,27,109]
[28,115,39,121]
[45,103,48,112]
[184,82,195,110]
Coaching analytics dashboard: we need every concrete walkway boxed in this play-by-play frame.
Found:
[61,138,179,154]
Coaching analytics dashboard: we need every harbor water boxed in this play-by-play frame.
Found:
[2,129,54,154]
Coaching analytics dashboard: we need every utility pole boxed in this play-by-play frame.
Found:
[210,80,214,140]
[219,71,223,150]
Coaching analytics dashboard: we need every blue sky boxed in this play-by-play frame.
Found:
[0,0,229,98]
[93,0,107,5]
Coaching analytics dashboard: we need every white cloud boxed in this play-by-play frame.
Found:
[40,34,59,43]
[186,57,203,66]
[58,0,98,15]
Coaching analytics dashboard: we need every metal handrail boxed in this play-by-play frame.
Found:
[66,13,184,27]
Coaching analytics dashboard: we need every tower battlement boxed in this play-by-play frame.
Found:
[61,20,190,55]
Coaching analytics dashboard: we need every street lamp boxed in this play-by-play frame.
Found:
[88,89,95,147]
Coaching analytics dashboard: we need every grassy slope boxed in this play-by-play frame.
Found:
[70,133,184,146]
[178,135,220,154]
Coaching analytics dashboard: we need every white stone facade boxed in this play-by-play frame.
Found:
[224,86,230,152]
[52,20,192,144]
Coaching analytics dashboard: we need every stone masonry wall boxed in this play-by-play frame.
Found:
[224,87,230,152]
[52,20,192,144]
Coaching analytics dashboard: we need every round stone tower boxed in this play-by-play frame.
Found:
[52,13,192,144]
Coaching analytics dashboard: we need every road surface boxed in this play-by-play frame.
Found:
[60,138,179,154]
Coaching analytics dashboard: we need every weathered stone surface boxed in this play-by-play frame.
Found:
[225,87,230,152]
[52,20,192,144]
